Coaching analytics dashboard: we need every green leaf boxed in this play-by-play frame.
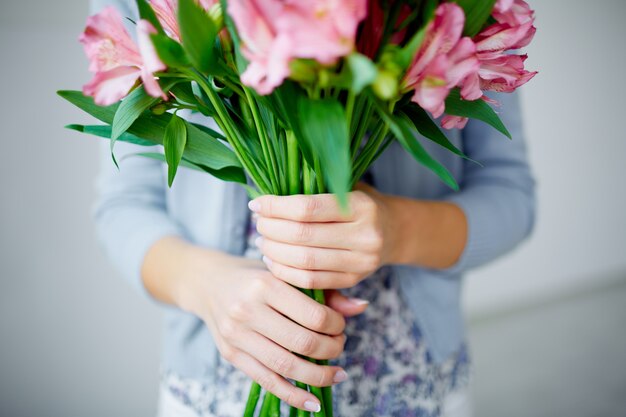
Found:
[219,0,247,73]
[58,90,243,173]
[451,0,497,37]
[66,124,153,146]
[373,99,459,190]
[135,153,247,184]
[298,98,351,207]
[163,114,188,186]
[444,88,511,138]
[346,53,378,94]
[112,85,160,142]
[178,0,218,73]
[135,0,165,34]
[402,105,481,165]
[397,25,427,70]
[150,34,190,68]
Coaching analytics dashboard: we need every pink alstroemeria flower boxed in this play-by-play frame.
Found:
[80,6,167,105]
[149,0,217,41]
[403,3,479,118]
[494,0,534,26]
[228,0,367,95]
[461,0,537,97]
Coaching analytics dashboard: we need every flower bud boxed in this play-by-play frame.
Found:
[208,3,224,30]
[289,59,317,83]
[372,71,398,100]
[151,103,168,115]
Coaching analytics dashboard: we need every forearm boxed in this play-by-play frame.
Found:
[140,236,234,312]
[383,195,467,269]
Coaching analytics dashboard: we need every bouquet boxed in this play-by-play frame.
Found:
[59,0,536,415]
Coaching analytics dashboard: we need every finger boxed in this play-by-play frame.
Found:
[259,237,374,274]
[263,257,359,289]
[249,194,355,223]
[264,278,346,335]
[256,217,356,250]
[228,348,323,412]
[251,305,345,360]
[324,289,369,317]
[235,329,348,388]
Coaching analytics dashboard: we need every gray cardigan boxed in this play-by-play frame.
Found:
[91,0,536,380]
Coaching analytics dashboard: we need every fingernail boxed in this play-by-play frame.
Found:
[304,401,321,413]
[262,255,272,268]
[348,297,369,306]
[255,236,264,248]
[248,200,261,212]
[333,369,348,383]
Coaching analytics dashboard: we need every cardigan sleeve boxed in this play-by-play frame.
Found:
[442,91,537,274]
[89,0,185,300]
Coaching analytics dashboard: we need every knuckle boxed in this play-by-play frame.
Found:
[227,300,251,322]
[248,273,270,297]
[316,368,330,387]
[300,197,320,220]
[219,318,238,342]
[309,306,329,331]
[219,344,236,363]
[363,229,384,252]
[293,332,317,356]
[294,222,313,243]
[365,253,382,271]
[300,270,317,289]
[300,249,316,269]
[257,372,279,393]
[346,272,361,287]
[269,354,295,376]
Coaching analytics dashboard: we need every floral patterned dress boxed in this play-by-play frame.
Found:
[160,213,470,417]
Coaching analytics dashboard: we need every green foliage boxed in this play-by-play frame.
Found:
[178,0,218,73]
[58,91,243,175]
[451,0,497,36]
[402,104,479,165]
[135,0,165,34]
[373,99,459,190]
[444,89,512,138]
[163,114,188,186]
[150,34,191,69]
[298,98,351,207]
[345,53,378,94]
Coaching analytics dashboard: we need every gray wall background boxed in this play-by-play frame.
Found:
[0,1,624,417]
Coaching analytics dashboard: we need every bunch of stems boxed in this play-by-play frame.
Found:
[185,71,391,417]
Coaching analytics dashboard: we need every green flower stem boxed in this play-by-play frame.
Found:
[313,156,325,195]
[290,405,298,417]
[188,70,271,193]
[243,87,280,194]
[286,131,301,195]
[259,391,274,417]
[352,122,390,187]
[269,393,281,417]
[350,99,374,161]
[243,381,261,417]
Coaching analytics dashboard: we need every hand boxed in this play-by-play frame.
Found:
[173,245,368,412]
[250,183,396,289]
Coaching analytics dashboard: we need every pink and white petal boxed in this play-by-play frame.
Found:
[460,72,483,101]
[441,115,469,130]
[83,66,140,106]
[141,67,168,100]
[137,20,166,73]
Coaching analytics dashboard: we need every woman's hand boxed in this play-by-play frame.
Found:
[142,237,368,412]
[250,182,469,289]
[250,183,397,290]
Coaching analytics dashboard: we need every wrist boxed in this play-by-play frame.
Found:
[381,194,426,265]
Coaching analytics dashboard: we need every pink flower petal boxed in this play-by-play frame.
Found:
[83,66,141,105]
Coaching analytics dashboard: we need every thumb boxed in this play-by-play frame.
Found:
[324,289,369,317]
